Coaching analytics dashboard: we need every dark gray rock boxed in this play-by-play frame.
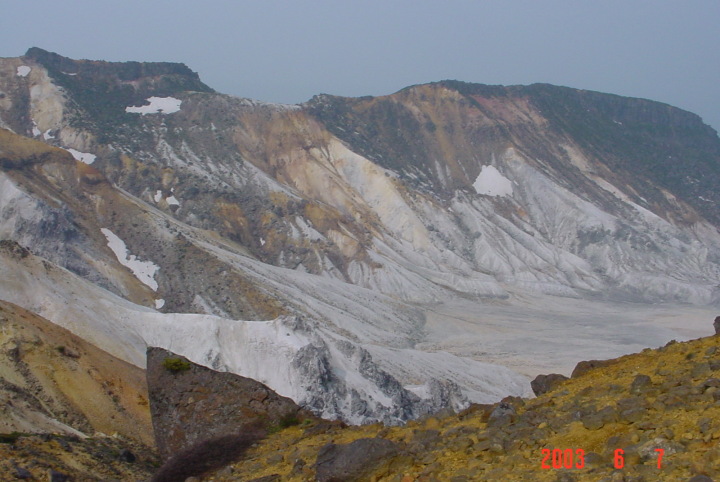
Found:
[147,347,313,460]
[49,470,70,482]
[581,405,617,430]
[487,402,516,427]
[714,316,720,335]
[531,373,569,396]
[630,374,652,394]
[314,438,400,482]
[12,464,32,480]
[619,407,646,423]
[572,359,616,378]
[687,475,713,482]
[119,448,136,463]
[691,363,711,378]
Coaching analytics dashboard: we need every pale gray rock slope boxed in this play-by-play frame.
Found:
[1,48,720,422]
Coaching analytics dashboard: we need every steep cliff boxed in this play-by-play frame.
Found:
[146,347,310,460]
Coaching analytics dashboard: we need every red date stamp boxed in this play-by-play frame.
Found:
[541,448,585,469]
[541,448,665,469]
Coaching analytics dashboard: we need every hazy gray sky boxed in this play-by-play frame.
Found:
[3,1,720,132]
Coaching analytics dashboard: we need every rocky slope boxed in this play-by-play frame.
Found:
[0,74,528,423]
[203,331,720,481]
[0,432,158,481]
[0,290,158,480]
[3,328,717,480]
[1,47,720,424]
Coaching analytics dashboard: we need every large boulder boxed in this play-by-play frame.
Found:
[571,359,617,378]
[146,347,314,460]
[530,373,569,396]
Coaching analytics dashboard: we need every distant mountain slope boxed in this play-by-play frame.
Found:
[308,79,720,227]
[1,48,720,423]
[0,128,526,423]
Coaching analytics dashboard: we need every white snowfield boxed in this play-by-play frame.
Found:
[100,228,159,291]
[0,247,532,423]
[1,235,716,424]
[16,65,31,77]
[125,96,182,115]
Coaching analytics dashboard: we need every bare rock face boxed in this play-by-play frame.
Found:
[146,347,313,460]
[714,316,720,335]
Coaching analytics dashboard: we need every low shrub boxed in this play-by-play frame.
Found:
[162,357,191,373]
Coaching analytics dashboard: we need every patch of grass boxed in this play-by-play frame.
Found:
[162,357,191,373]
[278,413,300,429]
[267,412,302,434]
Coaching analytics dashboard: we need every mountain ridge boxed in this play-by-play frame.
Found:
[1,49,719,427]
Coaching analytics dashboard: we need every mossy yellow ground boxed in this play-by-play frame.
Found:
[206,333,720,481]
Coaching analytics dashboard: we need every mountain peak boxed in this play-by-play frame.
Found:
[16,48,214,138]
[24,47,210,88]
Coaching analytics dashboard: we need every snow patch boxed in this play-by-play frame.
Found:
[64,148,96,165]
[100,228,159,291]
[166,195,180,206]
[154,190,162,203]
[155,299,165,309]
[125,97,182,115]
[473,165,513,197]
[16,66,31,77]
[43,129,55,140]
[31,121,41,137]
